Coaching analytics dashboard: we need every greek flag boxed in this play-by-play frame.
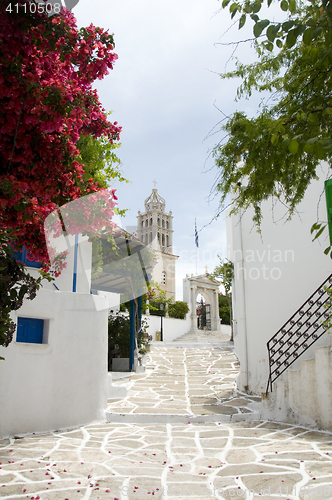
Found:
[195,219,199,248]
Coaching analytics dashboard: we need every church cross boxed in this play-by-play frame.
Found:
[153,180,157,189]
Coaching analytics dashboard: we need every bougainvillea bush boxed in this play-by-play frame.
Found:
[0,2,122,350]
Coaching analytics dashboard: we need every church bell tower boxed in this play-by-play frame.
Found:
[137,182,178,299]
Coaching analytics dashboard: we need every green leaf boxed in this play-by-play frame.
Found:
[281,0,289,11]
[289,0,296,13]
[252,1,262,13]
[308,113,317,122]
[312,27,323,40]
[306,136,319,144]
[276,38,283,48]
[324,246,331,255]
[303,27,314,45]
[271,134,279,145]
[311,222,322,233]
[222,0,231,7]
[253,19,270,37]
[229,3,238,13]
[266,24,280,41]
[313,225,326,240]
[239,14,246,29]
[288,139,299,154]
[286,30,297,48]
[282,20,295,31]
[322,139,332,149]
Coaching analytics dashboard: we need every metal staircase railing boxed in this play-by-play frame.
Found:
[266,274,332,393]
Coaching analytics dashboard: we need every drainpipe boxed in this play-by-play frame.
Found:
[72,234,79,293]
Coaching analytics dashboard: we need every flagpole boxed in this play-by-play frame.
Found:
[195,218,198,275]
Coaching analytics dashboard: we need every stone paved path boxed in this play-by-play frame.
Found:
[1,342,332,500]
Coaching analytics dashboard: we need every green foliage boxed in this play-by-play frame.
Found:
[168,301,189,319]
[77,130,128,217]
[107,311,151,369]
[219,293,231,324]
[215,0,332,231]
[142,283,174,316]
[77,132,127,188]
[108,312,131,365]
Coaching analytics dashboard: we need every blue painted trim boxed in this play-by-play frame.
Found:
[129,299,135,371]
[138,294,142,326]
[73,234,79,293]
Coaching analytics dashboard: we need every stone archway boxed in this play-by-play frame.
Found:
[183,274,221,334]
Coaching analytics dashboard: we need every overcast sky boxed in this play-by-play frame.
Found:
[73,0,259,299]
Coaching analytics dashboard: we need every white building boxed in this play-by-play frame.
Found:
[0,234,114,438]
[227,161,332,428]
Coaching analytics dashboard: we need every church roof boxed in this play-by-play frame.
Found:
[144,188,166,213]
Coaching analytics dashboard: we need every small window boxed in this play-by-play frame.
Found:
[16,317,44,344]
[162,271,166,285]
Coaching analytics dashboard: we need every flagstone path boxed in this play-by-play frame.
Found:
[1,342,332,500]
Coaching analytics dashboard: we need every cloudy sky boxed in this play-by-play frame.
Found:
[73,0,259,299]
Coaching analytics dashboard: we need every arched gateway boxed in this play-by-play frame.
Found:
[183,274,221,334]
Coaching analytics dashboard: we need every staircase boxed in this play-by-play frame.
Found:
[262,338,332,429]
[262,274,332,429]
[171,329,231,343]
[266,273,332,393]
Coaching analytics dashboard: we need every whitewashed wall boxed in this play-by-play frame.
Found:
[28,234,92,294]
[228,162,332,394]
[143,313,191,342]
[0,289,109,438]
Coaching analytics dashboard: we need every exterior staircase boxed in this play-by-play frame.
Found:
[171,329,231,343]
[261,338,332,430]
[261,274,332,430]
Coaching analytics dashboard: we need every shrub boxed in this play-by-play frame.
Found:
[168,301,189,319]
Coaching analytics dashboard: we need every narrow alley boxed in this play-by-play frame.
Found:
[1,339,332,500]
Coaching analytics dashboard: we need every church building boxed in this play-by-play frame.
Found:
[137,184,178,299]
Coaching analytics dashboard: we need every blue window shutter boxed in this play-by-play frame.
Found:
[10,247,24,262]
[10,246,41,268]
[22,248,42,268]
[17,318,44,344]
